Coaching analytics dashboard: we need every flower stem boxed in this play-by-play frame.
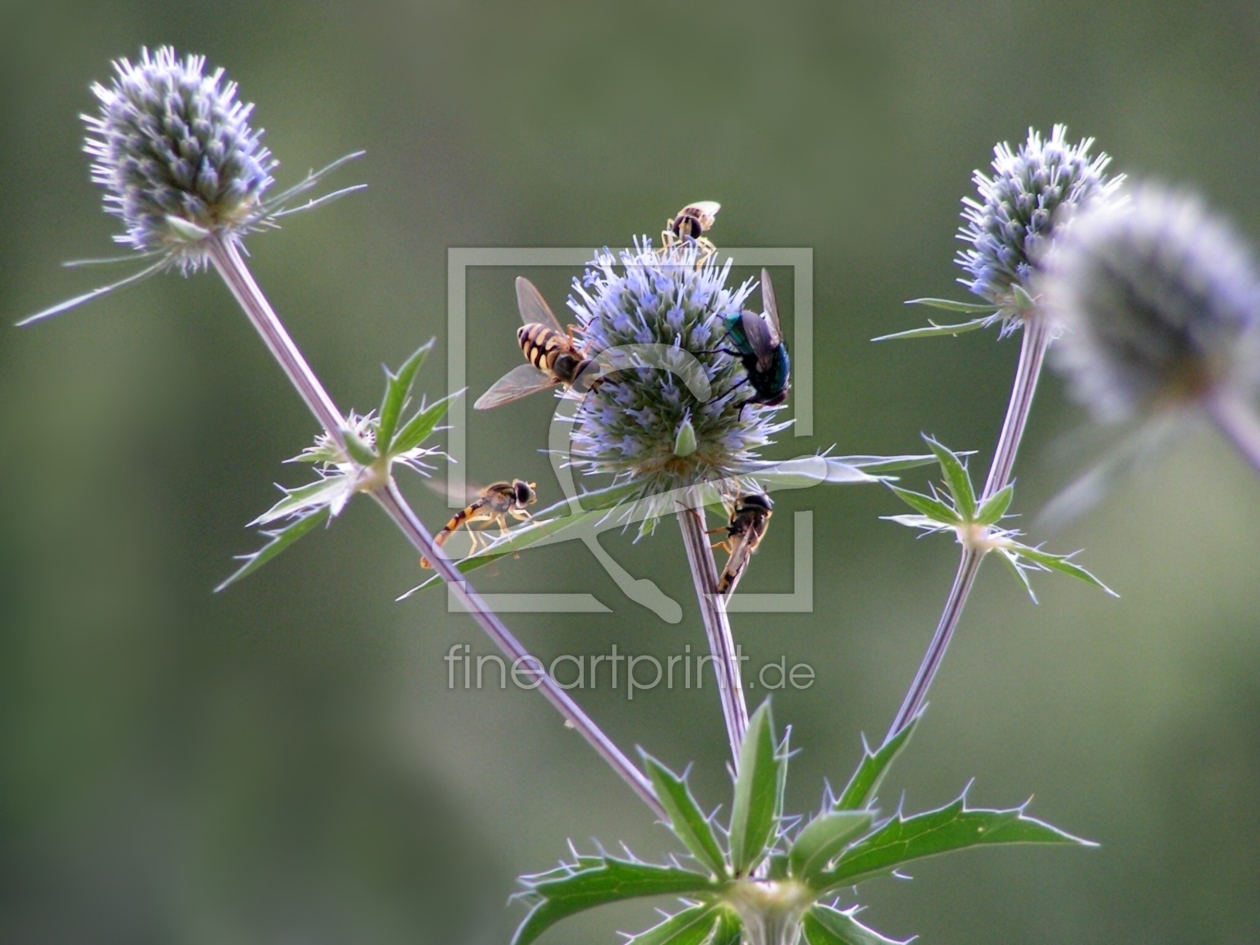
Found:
[205,234,664,820]
[1208,391,1260,478]
[206,236,347,448]
[374,483,664,819]
[677,502,749,766]
[886,312,1053,740]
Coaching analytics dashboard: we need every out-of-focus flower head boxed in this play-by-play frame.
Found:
[1045,185,1260,423]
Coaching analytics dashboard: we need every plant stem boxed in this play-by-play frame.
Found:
[1208,390,1260,477]
[886,312,1053,740]
[374,483,663,818]
[206,234,664,820]
[207,236,347,448]
[677,502,749,766]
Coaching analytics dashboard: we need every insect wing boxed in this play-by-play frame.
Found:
[687,201,721,227]
[719,532,756,594]
[515,276,564,333]
[740,309,778,374]
[759,268,783,345]
[473,363,559,409]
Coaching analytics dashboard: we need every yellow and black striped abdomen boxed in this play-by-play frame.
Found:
[518,323,569,372]
[435,505,475,545]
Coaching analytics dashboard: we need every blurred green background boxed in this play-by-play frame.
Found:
[3,1,1259,942]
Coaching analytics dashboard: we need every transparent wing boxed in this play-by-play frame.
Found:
[422,475,489,506]
[473,363,559,410]
[740,309,778,373]
[515,276,564,332]
[719,535,755,594]
[760,268,782,344]
[691,200,721,216]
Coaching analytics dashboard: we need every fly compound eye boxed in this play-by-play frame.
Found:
[515,480,534,505]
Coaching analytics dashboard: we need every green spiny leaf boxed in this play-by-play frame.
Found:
[834,712,921,812]
[996,548,1036,600]
[1012,282,1037,311]
[1007,542,1117,596]
[512,856,720,945]
[729,701,786,877]
[872,316,993,342]
[906,297,1002,313]
[803,905,909,945]
[643,756,729,879]
[709,907,744,945]
[924,436,976,520]
[815,795,1095,892]
[975,483,1015,526]
[887,485,961,526]
[625,904,724,945]
[341,429,377,466]
[390,391,457,456]
[833,454,936,474]
[253,476,349,525]
[377,340,434,450]
[529,479,652,520]
[789,811,873,883]
[215,507,330,593]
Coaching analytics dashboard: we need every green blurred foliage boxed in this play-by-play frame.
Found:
[1,1,1259,942]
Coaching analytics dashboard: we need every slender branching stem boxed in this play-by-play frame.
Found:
[982,313,1054,498]
[677,502,749,766]
[886,312,1054,740]
[1208,390,1260,478]
[374,484,664,818]
[206,234,665,819]
[207,236,347,448]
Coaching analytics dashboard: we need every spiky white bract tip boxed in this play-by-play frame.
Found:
[957,124,1123,330]
[567,239,789,530]
[261,411,440,523]
[83,46,277,269]
[1044,185,1260,423]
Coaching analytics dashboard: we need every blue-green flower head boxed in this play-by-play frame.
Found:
[83,47,276,268]
[568,240,789,524]
[958,125,1122,322]
[1045,185,1260,422]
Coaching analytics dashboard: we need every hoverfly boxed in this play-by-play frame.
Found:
[662,201,721,262]
[718,268,791,412]
[420,479,537,568]
[473,277,602,410]
[712,493,774,595]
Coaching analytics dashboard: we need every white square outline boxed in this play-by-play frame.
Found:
[445,247,813,615]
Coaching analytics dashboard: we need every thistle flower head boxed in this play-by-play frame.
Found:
[83,46,276,268]
[958,125,1122,322]
[1044,185,1260,423]
[567,240,788,527]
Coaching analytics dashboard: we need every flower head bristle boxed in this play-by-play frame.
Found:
[1044,185,1260,422]
[83,46,276,268]
[958,125,1123,323]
